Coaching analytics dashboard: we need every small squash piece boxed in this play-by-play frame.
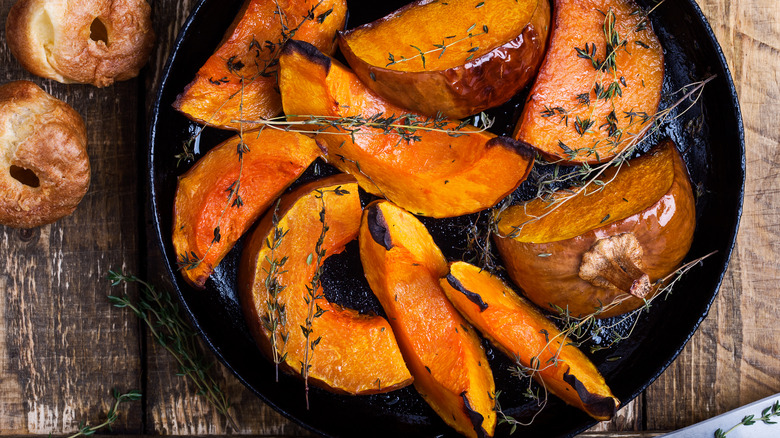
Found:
[338,0,551,119]
[279,40,535,218]
[239,175,412,394]
[173,0,347,130]
[514,0,664,164]
[494,140,695,317]
[173,129,320,288]
[360,200,496,438]
[441,261,619,421]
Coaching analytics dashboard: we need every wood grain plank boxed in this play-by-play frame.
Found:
[0,0,144,430]
[644,0,780,431]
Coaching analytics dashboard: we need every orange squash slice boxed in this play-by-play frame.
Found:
[278,40,535,218]
[338,0,551,119]
[514,0,664,164]
[441,261,619,420]
[360,200,496,438]
[239,175,412,394]
[173,0,347,130]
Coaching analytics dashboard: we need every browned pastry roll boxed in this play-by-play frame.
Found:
[0,81,90,228]
[5,0,155,87]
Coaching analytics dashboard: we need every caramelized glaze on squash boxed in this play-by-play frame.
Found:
[339,0,551,118]
[495,140,695,317]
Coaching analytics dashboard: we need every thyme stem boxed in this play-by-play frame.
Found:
[65,389,141,438]
[715,400,780,437]
[232,111,494,142]
[507,75,716,238]
[107,271,238,430]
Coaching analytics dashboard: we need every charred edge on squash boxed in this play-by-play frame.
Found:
[460,391,488,438]
[313,139,328,155]
[283,39,332,73]
[488,136,537,162]
[446,274,488,312]
[367,204,393,250]
[562,368,617,419]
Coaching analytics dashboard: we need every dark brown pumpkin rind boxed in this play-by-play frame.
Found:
[563,368,618,420]
[367,204,394,250]
[283,39,332,73]
[446,274,489,312]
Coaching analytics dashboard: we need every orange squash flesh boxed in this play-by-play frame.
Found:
[514,0,664,164]
[173,129,321,288]
[495,140,695,317]
[279,40,535,218]
[441,261,619,421]
[173,0,347,130]
[360,200,496,438]
[239,175,412,394]
[338,0,551,119]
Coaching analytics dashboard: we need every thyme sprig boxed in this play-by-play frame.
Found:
[65,389,141,438]
[493,386,548,434]
[261,199,290,382]
[715,400,780,437]
[494,252,715,432]
[300,186,349,408]
[386,22,489,69]
[506,75,715,238]
[233,111,495,144]
[462,194,514,272]
[107,271,237,430]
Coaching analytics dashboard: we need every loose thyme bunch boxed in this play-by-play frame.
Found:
[107,271,237,430]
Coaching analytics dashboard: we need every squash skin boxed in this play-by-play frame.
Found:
[441,261,619,421]
[279,40,535,218]
[338,0,551,119]
[360,200,496,438]
[494,140,695,318]
[238,175,412,395]
[172,129,320,289]
[514,0,664,164]
[173,0,347,130]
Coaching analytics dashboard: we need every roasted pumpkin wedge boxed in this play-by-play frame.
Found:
[279,40,535,218]
[239,175,412,394]
[173,129,321,288]
[360,200,496,438]
[514,0,664,164]
[338,0,551,119]
[441,261,619,421]
[173,0,347,130]
[494,139,695,317]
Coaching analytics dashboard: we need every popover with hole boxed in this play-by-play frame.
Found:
[0,81,90,228]
[5,0,155,87]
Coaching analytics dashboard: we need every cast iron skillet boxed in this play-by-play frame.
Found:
[148,1,745,436]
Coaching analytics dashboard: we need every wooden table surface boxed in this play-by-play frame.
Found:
[0,0,777,436]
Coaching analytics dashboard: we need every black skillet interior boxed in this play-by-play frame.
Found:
[148,0,745,436]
